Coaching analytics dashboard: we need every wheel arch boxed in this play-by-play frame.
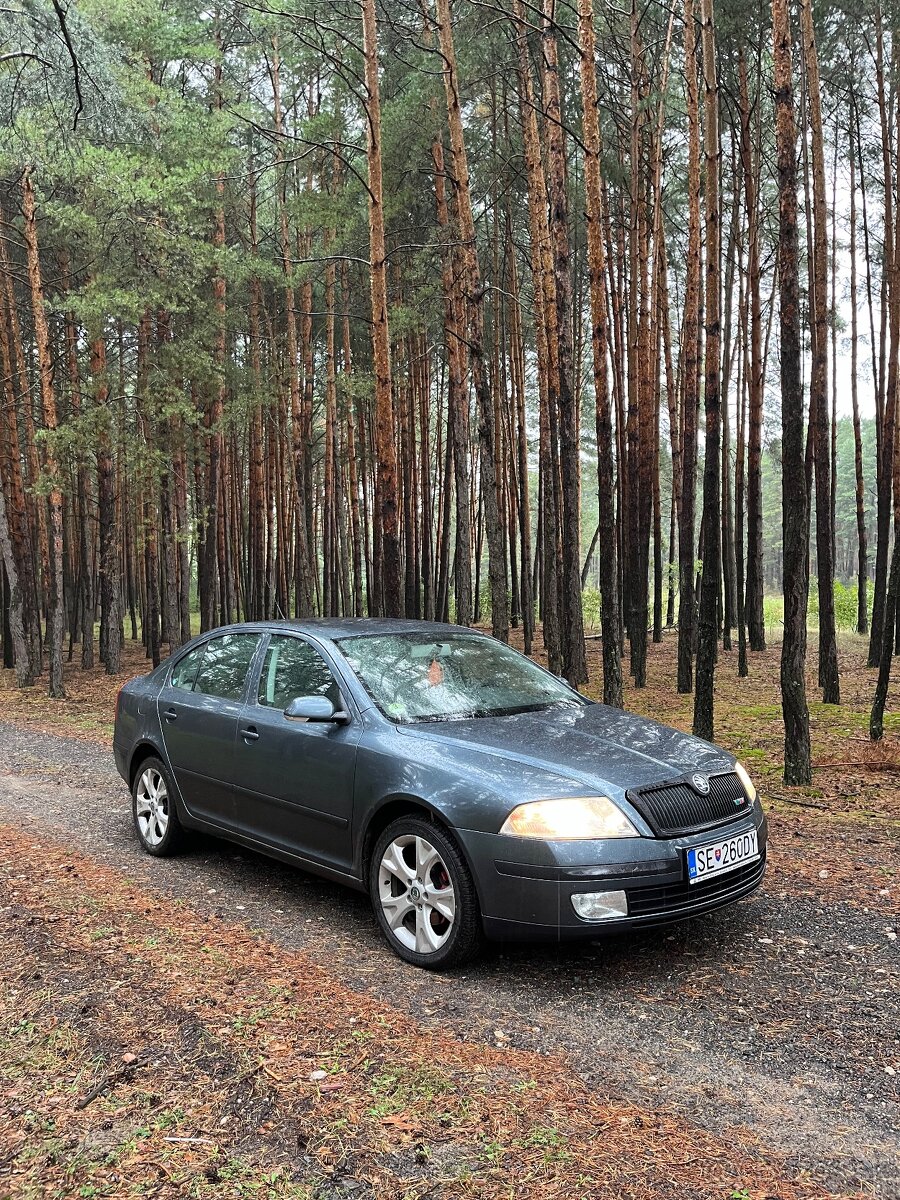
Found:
[128,740,167,790]
[361,795,459,874]
[359,794,485,910]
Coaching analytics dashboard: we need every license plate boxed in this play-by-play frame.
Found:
[687,829,759,884]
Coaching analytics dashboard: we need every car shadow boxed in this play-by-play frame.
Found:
[164,826,767,995]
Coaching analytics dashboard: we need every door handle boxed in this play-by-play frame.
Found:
[163,709,177,722]
[242,726,260,743]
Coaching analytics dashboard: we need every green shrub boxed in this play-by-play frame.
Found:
[581,586,601,630]
[792,579,870,631]
[812,579,869,631]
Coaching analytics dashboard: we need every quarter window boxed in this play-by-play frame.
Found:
[258,636,342,711]
[191,634,261,701]
[170,644,205,691]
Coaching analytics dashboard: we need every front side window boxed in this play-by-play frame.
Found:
[191,634,261,701]
[258,636,343,711]
[335,632,582,723]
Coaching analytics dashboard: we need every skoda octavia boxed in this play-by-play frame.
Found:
[114,620,767,969]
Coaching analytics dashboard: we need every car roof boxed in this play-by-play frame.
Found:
[204,618,483,641]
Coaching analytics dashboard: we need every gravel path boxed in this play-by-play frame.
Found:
[0,719,897,1196]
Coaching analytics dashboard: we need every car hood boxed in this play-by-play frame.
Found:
[396,701,732,798]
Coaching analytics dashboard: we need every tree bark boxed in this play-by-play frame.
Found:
[738,51,766,652]
[514,0,561,670]
[848,96,868,636]
[434,0,508,642]
[21,166,65,697]
[542,0,587,685]
[870,532,900,740]
[0,236,39,681]
[678,0,701,695]
[799,0,840,704]
[578,0,623,706]
[692,0,721,741]
[868,15,898,667]
[773,0,812,784]
[362,0,402,618]
[0,481,31,686]
[432,135,473,627]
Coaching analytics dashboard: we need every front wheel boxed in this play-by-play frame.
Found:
[369,816,483,970]
[132,756,187,856]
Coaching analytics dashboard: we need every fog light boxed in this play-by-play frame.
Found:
[571,890,628,921]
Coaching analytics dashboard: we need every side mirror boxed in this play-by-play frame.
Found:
[283,695,349,724]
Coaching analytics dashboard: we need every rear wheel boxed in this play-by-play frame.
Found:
[132,757,187,856]
[369,816,483,970]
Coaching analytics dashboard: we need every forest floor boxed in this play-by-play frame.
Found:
[0,627,897,1199]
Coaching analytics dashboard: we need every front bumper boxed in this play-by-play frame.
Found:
[458,809,768,942]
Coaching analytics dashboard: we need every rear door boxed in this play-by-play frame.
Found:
[231,633,362,871]
[158,632,262,828]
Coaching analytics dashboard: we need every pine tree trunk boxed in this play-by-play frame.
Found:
[60,259,95,671]
[268,43,314,619]
[738,54,766,653]
[94,331,121,674]
[868,21,897,668]
[0,205,47,636]
[432,136,473,627]
[848,98,869,636]
[340,264,364,617]
[543,0,587,684]
[773,0,812,785]
[506,243,534,653]
[692,0,721,741]
[0,482,31,686]
[21,167,65,697]
[870,531,900,740]
[0,243,39,681]
[362,0,402,618]
[514,0,561,669]
[323,231,338,617]
[719,176,739,652]
[578,0,623,706]
[199,53,227,633]
[736,264,749,679]
[678,0,701,694]
[435,0,508,642]
[800,0,840,704]
[247,155,267,623]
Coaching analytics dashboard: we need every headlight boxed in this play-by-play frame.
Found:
[499,796,639,840]
[734,761,757,803]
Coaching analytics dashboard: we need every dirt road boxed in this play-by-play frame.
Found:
[0,719,897,1197]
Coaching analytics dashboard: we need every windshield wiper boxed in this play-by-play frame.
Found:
[407,699,580,723]
[408,710,482,723]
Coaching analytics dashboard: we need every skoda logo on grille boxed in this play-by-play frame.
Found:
[690,773,710,795]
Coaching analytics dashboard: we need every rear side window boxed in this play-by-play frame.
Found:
[258,636,342,711]
[170,645,204,691]
[191,634,261,701]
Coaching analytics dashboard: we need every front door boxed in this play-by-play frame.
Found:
[158,632,262,827]
[231,634,361,871]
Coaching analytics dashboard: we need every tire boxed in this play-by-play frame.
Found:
[131,756,187,857]
[369,815,483,970]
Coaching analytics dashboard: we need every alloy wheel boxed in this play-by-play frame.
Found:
[378,834,456,955]
[135,766,170,847]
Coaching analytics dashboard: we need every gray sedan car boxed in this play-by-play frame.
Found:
[114,619,767,969]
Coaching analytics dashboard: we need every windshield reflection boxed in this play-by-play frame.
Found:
[334,633,583,724]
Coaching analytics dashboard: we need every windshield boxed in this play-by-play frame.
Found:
[334,632,583,723]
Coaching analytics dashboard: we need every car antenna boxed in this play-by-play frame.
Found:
[274,601,287,621]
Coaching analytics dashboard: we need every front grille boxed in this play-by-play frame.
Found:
[626,771,751,837]
[627,851,766,917]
